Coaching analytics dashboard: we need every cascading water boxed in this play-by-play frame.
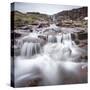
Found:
[14,24,87,87]
[21,42,41,58]
[48,35,57,43]
[56,34,62,43]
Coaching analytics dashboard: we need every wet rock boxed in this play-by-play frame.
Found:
[75,40,80,45]
[27,78,42,86]
[78,33,87,40]
[15,32,22,38]
[11,31,22,38]
[77,30,85,34]
[81,56,88,60]
[19,26,33,32]
[38,23,49,28]
[38,35,47,41]
[71,33,76,40]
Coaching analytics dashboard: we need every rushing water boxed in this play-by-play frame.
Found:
[14,24,87,87]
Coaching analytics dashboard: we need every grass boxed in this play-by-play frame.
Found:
[13,11,49,29]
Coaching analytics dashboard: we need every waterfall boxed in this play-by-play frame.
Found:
[56,34,62,43]
[15,54,87,87]
[46,33,84,62]
[48,35,57,43]
[14,24,87,87]
[56,33,73,48]
[21,42,41,58]
[16,32,40,48]
[52,16,56,23]
[48,33,72,45]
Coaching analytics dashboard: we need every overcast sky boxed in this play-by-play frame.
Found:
[14,2,81,15]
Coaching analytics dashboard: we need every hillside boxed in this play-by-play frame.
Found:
[54,7,87,21]
[11,11,50,29]
[11,7,88,29]
[53,7,88,27]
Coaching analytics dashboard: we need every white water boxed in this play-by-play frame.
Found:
[48,35,57,43]
[14,24,87,87]
[21,42,41,58]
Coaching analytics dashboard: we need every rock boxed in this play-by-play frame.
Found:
[56,22,62,26]
[75,40,80,45]
[15,32,22,38]
[38,35,47,41]
[78,33,87,40]
[77,30,85,33]
[11,31,22,38]
[81,56,88,62]
[82,56,88,60]
[27,78,42,86]
[19,26,33,32]
[37,23,49,28]
[20,26,30,30]
[54,7,87,23]
[71,33,76,40]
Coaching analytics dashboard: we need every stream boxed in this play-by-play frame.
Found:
[13,24,87,87]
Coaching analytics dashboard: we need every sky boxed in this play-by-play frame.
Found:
[13,2,81,15]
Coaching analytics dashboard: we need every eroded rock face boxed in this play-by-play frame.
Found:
[11,31,22,38]
[53,7,87,26]
[71,33,76,40]
[71,32,87,40]
[78,33,87,40]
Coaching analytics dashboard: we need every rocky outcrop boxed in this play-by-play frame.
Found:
[77,32,87,40]
[53,7,88,28]
[71,32,87,41]
[54,7,88,21]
